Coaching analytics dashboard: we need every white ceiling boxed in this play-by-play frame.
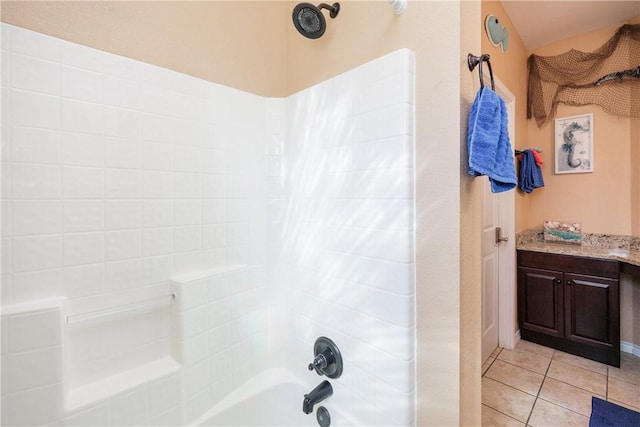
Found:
[501,0,640,50]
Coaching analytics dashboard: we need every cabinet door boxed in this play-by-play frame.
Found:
[564,273,619,348]
[518,267,564,337]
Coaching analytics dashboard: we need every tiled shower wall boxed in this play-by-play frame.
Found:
[170,265,268,424]
[1,23,269,425]
[1,23,415,427]
[1,24,268,307]
[270,50,416,426]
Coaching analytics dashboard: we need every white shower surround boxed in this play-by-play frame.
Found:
[274,51,416,426]
[0,23,415,426]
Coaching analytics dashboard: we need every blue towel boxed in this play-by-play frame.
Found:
[590,396,640,427]
[519,150,544,193]
[468,86,517,193]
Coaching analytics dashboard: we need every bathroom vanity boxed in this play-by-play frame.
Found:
[517,232,640,368]
[517,250,620,366]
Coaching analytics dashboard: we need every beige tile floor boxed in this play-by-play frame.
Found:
[482,340,640,426]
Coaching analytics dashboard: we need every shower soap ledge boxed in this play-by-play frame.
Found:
[65,356,180,411]
[170,264,248,284]
[1,297,66,316]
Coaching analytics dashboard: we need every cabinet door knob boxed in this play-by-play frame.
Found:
[554,278,562,285]
[566,279,573,286]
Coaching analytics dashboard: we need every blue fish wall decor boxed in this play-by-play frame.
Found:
[485,14,509,52]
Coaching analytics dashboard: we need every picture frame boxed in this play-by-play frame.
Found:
[554,113,594,174]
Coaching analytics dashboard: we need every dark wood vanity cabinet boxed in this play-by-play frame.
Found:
[518,266,565,338]
[517,250,620,367]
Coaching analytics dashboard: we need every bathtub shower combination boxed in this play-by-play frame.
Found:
[0,23,416,427]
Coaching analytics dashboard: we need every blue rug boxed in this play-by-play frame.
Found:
[590,397,640,427]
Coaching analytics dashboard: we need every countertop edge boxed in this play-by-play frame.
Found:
[516,243,640,270]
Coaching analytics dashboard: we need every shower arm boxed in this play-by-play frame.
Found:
[317,3,340,18]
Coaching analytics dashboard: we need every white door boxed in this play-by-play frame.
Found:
[481,178,500,362]
[481,76,517,363]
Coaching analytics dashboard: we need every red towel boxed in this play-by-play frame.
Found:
[516,150,544,166]
[532,150,544,166]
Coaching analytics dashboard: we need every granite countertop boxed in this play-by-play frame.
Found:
[516,230,640,268]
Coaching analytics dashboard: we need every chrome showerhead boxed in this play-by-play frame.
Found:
[292,2,340,39]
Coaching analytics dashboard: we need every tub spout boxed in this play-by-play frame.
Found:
[303,380,333,414]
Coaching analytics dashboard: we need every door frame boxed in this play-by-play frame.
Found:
[483,75,518,350]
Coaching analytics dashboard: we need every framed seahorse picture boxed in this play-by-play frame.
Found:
[554,113,594,174]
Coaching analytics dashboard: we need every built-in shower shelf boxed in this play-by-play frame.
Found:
[1,297,66,316]
[170,264,248,284]
[65,357,180,411]
[65,293,176,325]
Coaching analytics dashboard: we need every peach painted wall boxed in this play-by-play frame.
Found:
[480,1,530,234]
[630,16,640,236]
[633,118,640,235]
[1,1,288,97]
[526,20,639,235]
[625,116,640,347]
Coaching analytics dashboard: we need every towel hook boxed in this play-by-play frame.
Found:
[467,53,495,90]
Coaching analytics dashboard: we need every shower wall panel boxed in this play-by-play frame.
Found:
[272,49,416,426]
[1,23,269,425]
[170,265,268,424]
[1,22,416,427]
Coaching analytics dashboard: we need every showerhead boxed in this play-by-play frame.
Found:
[292,2,340,39]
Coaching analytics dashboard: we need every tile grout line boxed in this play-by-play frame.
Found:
[482,376,540,424]
[482,345,640,425]
[545,374,607,398]
[607,373,640,387]
[483,355,499,374]
[493,355,550,377]
[525,349,555,427]
[481,347,502,376]
[483,346,549,426]
[481,403,526,426]
[546,353,610,399]
[481,375,535,424]
[537,351,633,420]
[526,399,538,427]
[535,395,594,420]
[550,357,609,378]
[551,350,610,374]
[606,366,609,402]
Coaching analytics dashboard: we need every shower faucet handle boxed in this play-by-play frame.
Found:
[308,360,322,375]
[308,351,333,375]
[307,336,343,379]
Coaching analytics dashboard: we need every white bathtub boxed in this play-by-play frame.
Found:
[193,368,357,427]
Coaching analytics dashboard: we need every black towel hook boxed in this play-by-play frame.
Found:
[467,53,495,90]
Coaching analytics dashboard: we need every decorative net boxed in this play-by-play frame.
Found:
[527,24,640,127]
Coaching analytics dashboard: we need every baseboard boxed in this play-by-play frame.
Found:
[620,341,640,357]
[517,332,639,358]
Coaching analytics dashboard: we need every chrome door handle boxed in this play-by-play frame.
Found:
[495,227,509,244]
